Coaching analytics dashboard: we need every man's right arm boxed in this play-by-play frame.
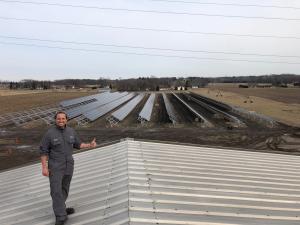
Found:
[40,132,51,177]
[41,155,49,176]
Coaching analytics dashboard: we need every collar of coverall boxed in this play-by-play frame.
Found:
[55,124,67,130]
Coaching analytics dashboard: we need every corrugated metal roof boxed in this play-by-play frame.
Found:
[1,139,300,225]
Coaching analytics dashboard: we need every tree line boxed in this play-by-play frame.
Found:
[0,74,299,91]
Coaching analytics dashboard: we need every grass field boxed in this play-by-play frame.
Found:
[208,86,300,104]
[192,87,300,127]
[0,90,94,114]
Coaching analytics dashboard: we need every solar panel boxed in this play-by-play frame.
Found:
[111,93,145,121]
[138,93,155,122]
[83,93,135,121]
[162,93,178,124]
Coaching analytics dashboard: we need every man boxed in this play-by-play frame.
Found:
[40,111,96,225]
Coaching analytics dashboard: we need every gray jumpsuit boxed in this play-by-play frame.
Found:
[40,125,81,221]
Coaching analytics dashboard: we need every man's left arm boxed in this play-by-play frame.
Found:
[73,130,96,149]
[80,138,97,149]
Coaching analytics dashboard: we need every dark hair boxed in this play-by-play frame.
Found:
[54,111,68,120]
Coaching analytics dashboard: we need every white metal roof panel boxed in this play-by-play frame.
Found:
[1,140,300,225]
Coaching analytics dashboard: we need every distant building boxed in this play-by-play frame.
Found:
[255,83,272,88]
[159,87,172,91]
[82,85,100,90]
[98,87,111,92]
[238,84,249,88]
[51,85,66,90]
[207,83,239,88]
[294,82,300,87]
[175,86,186,91]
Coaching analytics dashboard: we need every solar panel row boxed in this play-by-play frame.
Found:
[162,93,178,124]
[111,93,145,122]
[172,92,212,126]
[83,93,135,121]
[138,93,155,122]
[66,92,128,119]
[59,93,105,107]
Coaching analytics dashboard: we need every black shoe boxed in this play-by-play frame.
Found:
[55,216,68,225]
[66,207,75,215]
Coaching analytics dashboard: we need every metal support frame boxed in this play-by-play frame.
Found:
[172,92,213,127]
[75,115,90,126]
[106,116,120,127]
[185,94,246,128]
[137,116,149,126]
[232,106,277,128]
[0,105,62,127]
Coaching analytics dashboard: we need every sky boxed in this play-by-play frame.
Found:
[0,0,300,81]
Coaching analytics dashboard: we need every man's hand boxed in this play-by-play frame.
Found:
[80,138,97,149]
[42,166,49,177]
[41,155,49,176]
[90,138,97,148]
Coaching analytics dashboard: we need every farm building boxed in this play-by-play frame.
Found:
[1,139,300,225]
[255,83,272,88]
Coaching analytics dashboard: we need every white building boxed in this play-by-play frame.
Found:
[1,139,300,224]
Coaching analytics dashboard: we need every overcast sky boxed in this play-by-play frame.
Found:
[0,0,300,81]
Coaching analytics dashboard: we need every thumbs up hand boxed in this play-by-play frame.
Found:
[90,138,97,148]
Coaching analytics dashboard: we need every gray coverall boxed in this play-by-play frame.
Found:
[40,125,81,220]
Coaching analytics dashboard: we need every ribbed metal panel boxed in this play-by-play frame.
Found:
[0,141,130,225]
[1,140,300,225]
[127,141,300,225]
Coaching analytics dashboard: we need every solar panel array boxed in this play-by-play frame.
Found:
[59,93,104,107]
[172,92,212,126]
[111,93,145,122]
[138,93,155,122]
[162,93,177,124]
[0,105,60,126]
[83,93,135,121]
[66,92,128,119]
[187,94,245,127]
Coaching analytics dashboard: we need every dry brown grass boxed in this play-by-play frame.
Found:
[209,86,300,104]
[191,88,300,127]
[0,90,95,114]
[0,89,50,97]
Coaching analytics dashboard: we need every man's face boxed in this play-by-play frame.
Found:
[55,113,67,128]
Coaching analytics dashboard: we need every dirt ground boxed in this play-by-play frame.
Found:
[191,88,300,127]
[0,90,95,114]
[1,126,299,171]
[0,89,300,171]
